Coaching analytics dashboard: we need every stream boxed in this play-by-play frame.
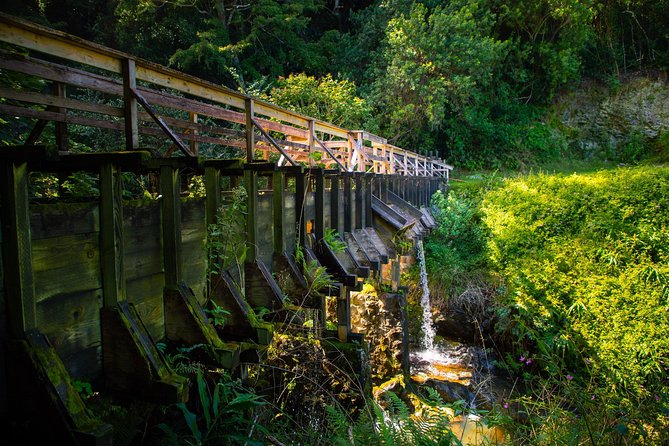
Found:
[410,240,506,445]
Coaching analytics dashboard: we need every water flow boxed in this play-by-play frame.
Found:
[416,239,436,351]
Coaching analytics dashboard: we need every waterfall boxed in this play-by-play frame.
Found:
[416,239,436,351]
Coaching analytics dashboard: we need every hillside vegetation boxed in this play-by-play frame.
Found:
[426,166,669,444]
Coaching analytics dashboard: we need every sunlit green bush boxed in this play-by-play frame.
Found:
[481,166,669,442]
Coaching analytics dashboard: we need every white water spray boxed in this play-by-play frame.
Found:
[416,239,436,351]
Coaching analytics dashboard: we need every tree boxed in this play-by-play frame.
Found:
[371,1,506,149]
[266,73,373,130]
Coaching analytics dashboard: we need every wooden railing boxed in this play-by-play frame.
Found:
[0,13,453,178]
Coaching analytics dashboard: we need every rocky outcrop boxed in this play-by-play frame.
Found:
[555,73,669,160]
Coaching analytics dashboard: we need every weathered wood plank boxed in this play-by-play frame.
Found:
[35,289,102,379]
[32,233,100,303]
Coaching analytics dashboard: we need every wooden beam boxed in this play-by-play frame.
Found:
[122,58,139,150]
[343,173,352,233]
[314,169,325,242]
[272,170,286,255]
[294,171,306,248]
[99,162,126,307]
[0,160,36,338]
[132,87,193,157]
[161,165,182,289]
[244,168,258,263]
[330,174,340,235]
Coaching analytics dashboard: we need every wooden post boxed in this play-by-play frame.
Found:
[161,165,182,289]
[272,170,286,255]
[100,163,126,307]
[364,173,372,227]
[314,170,325,242]
[308,119,315,167]
[122,58,139,150]
[343,173,352,233]
[0,160,36,338]
[295,170,307,248]
[245,98,255,163]
[354,173,363,229]
[337,286,350,342]
[244,168,258,263]
[330,174,340,235]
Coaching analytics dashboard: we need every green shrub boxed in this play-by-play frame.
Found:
[482,166,669,442]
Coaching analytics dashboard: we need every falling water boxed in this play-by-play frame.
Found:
[416,239,436,351]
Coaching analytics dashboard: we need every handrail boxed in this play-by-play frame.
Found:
[0,12,453,178]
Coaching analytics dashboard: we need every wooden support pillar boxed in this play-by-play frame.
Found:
[391,259,400,291]
[294,170,307,248]
[244,168,258,263]
[122,59,139,150]
[308,119,315,167]
[330,174,340,235]
[336,285,350,342]
[364,174,372,228]
[343,173,353,233]
[161,165,182,289]
[314,169,325,242]
[100,163,125,307]
[272,170,286,255]
[245,98,255,163]
[354,173,363,229]
[1,160,36,339]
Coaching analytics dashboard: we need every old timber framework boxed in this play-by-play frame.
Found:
[0,13,452,443]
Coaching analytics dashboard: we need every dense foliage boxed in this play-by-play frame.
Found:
[2,0,668,167]
[427,167,669,444]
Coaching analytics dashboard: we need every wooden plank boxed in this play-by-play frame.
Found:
[1,160,36,337]
[30,203,98,239]
[0,14,121,73]
[314,121,349,140]
[0,50,122,96]
[36,289,102,379]
[0,86,123,117]
[126,276,165,341]
[99,163,125,307]
[254,102,309,129]
[136,65,246,110]
[32,233,101,303]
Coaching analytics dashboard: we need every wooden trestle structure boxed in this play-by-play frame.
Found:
[0,13,452,444]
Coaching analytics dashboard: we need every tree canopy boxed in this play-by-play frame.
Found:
[2,0,668,167]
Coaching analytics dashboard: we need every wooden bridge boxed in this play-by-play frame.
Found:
[0,13,452,444]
